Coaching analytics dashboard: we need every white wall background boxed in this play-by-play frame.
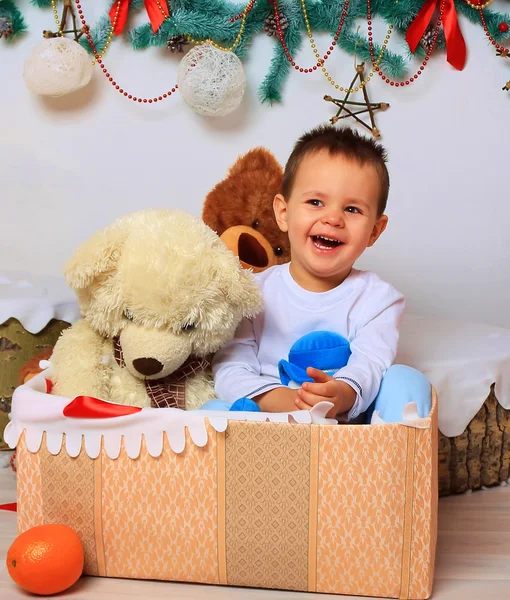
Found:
[1,3,509,327]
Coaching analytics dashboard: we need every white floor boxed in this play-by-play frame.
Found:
[1,466,509,599]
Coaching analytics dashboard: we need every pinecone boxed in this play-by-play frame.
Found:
[0,16,13,39]
[264,11,289,37]
[419,27,435,51]
[419,24,446,52]
[167,34,189,53]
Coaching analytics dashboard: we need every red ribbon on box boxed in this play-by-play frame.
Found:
[109,0,170,36]
[406,0,466,70]
[63,396,143,419]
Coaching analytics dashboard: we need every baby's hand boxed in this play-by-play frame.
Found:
[255,387,299,413]
[295,367,356,418]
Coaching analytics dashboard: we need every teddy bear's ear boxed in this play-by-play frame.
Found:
[238,268,264,317]
[203,148,283,235]
[227,147,283,178]
[215,249,263,318]
[64,220,127,291]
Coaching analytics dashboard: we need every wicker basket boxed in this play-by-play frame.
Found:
[0,317,71,449]
[438,384,510,495]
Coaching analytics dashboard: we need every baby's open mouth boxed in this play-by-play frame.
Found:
[312,235,343,249]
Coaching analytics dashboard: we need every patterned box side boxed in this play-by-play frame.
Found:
[17,428,221,585]
[223,420,311,591]
[16,433,44,532]
[100,429,219,583]
[315,423,410,598]
[408,392,439,600]
[38,439,99,575]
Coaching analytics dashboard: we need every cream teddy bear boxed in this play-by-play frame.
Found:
[49,209,262,410]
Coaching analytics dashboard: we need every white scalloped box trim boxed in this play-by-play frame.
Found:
[4,371,338,459]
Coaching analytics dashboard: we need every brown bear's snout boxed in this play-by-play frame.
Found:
[238,233,268,268]
[220,225,277,273]
[132,357,164,377]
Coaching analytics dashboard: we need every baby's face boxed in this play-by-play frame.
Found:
[273,150,387,291]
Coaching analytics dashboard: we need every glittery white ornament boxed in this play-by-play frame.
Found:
[23,37,93,97]
[178,42,246,117]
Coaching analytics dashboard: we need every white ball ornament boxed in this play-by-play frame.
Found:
[23,37,93,97]
[177,42,246,117]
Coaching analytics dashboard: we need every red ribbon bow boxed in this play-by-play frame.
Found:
[406,0,466,70]
[109,0,170,36]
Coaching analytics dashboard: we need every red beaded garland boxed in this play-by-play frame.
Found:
[271,0,350,72]
[228,0,256,23]
[370,0,441,86]
[273,0,434,88]
[479,9,507,51]
[74,1,178,103]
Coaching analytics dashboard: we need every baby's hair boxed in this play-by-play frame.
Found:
[282,125,390,216]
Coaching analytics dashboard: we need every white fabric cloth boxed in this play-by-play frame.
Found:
[0,271,80,333]
[213,263,405,420]
[397,313,510,437]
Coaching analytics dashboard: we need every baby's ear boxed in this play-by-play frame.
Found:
[273,194,289,233]
[368,214,388,247]
[64,219,128,292]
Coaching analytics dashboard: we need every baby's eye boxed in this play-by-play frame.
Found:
[124,310,135,321]
[307,199,323,207]
[345,206,361,214]
[181,322,196,331]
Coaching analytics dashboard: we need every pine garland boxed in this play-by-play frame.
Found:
[8,0,510,102]
[0,0,27,40]
[127,0,510,102]
[259,2,303,104]
[128,0,409,103]
[130,1,267,58]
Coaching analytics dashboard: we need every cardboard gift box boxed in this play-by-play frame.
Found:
[6,373,438,600]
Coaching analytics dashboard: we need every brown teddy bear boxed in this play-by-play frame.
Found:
[203,148,290,273]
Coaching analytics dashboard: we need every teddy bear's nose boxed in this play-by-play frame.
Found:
[132,357,164,376]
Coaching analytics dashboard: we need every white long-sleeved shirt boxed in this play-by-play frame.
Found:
[212,263,405,420]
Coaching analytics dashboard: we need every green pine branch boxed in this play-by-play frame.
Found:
[307,3,408,78]
[30,0,52,7]
[131,1,267,57]
[0,0,27,40]
[79,1,147,55]
[457,3,510,45]
[79,12,114,55]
